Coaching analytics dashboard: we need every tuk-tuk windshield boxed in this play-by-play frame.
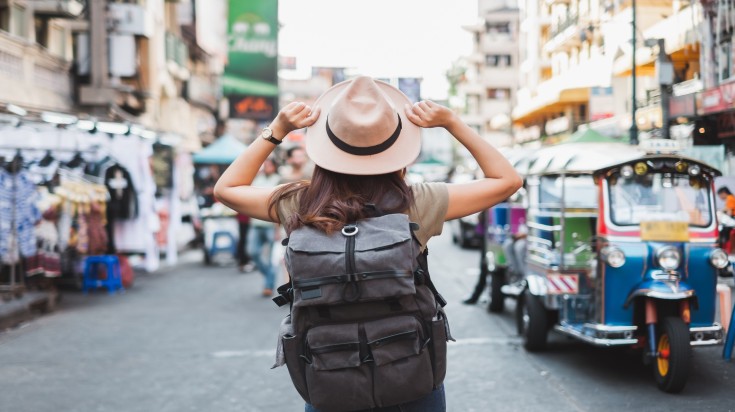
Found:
[540,175,597,209]
[608,173,712,227]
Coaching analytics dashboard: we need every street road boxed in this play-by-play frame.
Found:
[0,225,733,412]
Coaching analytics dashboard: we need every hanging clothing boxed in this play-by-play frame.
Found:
[27,206,62,277]
[105,164,138,220]
[0,168,40,264]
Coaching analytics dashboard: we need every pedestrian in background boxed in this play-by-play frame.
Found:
[718,186,735,248]
[235,212,254,273]
[214,76,522,411]
[279,146,312,182]
[247,158,280,297]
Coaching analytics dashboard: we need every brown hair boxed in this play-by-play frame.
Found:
[268,165,414,234]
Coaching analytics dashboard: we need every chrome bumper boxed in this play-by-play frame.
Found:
[690,324,723,347]
[554,323,639,346]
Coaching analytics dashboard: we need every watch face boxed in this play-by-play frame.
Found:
[261,128,273,139]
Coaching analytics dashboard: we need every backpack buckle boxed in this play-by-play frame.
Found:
[341,225,359,237]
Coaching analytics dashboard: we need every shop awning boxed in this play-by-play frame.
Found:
[192,134,247,164]
[512,88,589,125]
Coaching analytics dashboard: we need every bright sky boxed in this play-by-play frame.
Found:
[278,0,478,100]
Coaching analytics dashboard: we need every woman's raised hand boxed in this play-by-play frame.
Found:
[272,102,321,138]
[404,100,457,129]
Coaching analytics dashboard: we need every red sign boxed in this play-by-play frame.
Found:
[229,95,276,120]
[697,79,735,115]
[669,94,696,118]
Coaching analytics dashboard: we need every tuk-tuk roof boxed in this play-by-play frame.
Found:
[526,143,645,176]
[592,154,723,178]
[501,148,535,176]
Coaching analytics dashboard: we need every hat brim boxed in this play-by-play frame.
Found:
[305,79,421,176]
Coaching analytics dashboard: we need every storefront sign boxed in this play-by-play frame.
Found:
[697,79,735,116]
[545,116,570,136]
[224,0,278,119]
[589,87,614,121]
[515,125,541,143]
[669,93,696,118]
[716,111,735,139]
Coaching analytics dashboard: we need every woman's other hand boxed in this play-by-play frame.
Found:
[271,102,321,138]
[404,100,457,129]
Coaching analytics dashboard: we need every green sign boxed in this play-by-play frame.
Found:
[224,0,279,119]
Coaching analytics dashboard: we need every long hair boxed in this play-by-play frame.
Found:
[269,165,414,234]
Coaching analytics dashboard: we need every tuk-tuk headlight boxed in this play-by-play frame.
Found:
[710,248,729,269]
[603,246,626,268]
[657,246,681,270]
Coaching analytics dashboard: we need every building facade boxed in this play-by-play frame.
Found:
[0,0,226,150]
[458,0,520,147]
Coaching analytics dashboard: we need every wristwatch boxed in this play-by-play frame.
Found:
[260,127,283,145]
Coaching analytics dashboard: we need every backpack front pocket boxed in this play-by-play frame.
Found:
[305,323,374,411]
[286,214,418,307]
[364,316,434,407]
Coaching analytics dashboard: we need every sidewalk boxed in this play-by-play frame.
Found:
[0,290,59,330]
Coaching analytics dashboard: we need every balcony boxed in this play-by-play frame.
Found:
[550,13,579,38]
[0,30,72,110]
[29,0,84,18]
[545,13,582,53]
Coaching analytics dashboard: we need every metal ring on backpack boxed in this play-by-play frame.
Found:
[341,225,359,236]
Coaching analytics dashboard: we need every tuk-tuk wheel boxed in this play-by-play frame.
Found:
[653,317,691,393]
[516,290,548,351]
[488,270,505,313]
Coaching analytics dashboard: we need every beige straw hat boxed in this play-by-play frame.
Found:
[305,76,421,175]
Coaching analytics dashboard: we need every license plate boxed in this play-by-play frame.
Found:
[640,221,689,242]
[546,274,579,295]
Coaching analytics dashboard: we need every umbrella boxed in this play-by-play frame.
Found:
[193,135,247,164]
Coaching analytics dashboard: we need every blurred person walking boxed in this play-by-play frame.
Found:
[214,76,521,411]
[247,158,280,296]
[235,213,255,272]
[280,146,312,182]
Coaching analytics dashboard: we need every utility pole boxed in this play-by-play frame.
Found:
[630,0,638,145]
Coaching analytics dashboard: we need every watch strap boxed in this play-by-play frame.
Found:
[264,135,283,145]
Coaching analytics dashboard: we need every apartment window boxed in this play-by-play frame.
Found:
[485,22,510,34]
[48,24,67,58]
[35,17,48,47]
[486,54,512,67]
[719,41,733,82]
[8,4,27,38]
[487,88,511,99]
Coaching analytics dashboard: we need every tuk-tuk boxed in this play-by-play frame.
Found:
[482,150,533,312]
[515,141,726,393]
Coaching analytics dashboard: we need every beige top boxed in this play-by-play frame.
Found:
[276,182,449,249]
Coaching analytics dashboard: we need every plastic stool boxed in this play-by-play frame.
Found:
[83,255,124,295]
[210,231,236,258]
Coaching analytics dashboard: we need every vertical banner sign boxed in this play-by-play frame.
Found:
[224,0,278,120]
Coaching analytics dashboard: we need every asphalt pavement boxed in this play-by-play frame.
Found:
[0,225,733,412]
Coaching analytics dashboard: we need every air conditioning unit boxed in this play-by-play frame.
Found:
[108,3,153,37]
[31,0,85,18]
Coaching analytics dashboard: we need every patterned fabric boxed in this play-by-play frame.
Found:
[0,169,40,263]
[27,208,62,277]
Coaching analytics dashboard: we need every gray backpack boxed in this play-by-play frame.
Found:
[273,212,452,412]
